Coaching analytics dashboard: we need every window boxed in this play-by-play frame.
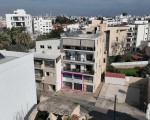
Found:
[96,63,97,68]
[36,82,44,89]
[74,75,82,80]
[48,45,52,49]
[63,73,72,78]
[116,30,118,33]
[116,37,118,41]
[40,45,44,48]
[103,58,105,63]
[135,28,137,30]
[99,59,101,64]
[135,33,137,35]
[97,52,98,57]
[97,40,98,45]
[58,46,60,49]
[134,38,136,40]
[45,72,53,77]
[100,49,101,54]
[134,43,136,45]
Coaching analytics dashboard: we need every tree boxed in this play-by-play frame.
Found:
[8,43,26,52]
[0,32,12,47]
[83,17,86,22]
[15,33,31,45]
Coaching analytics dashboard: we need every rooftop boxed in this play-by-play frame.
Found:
[61,31,102,39]
[36,38,60,41]
[34,52,61,60]
[105,72,126,78]
[37,97,78,116]
[0,56,17,65]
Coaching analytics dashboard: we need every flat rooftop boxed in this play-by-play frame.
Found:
[34,52,61,60]
[37,38,60,41]
[0,56,18,65]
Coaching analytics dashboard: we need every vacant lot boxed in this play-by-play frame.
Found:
[120,68,138,76]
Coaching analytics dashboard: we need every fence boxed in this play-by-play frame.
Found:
[111,61,150,68]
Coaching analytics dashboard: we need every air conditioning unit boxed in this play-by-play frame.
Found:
[42,50,46,53]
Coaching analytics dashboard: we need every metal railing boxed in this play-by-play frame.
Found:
[63,46,95,51]
[63,67,94,75]
[35,74,43,79]
[34,64,42,68]
[63,56,94,62]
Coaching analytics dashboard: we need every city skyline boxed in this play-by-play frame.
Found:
[0,0,150,17]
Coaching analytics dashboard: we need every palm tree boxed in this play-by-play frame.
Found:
[15,32,31,45]
[0,32,12,47]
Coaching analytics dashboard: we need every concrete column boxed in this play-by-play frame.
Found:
[72,83,74,90]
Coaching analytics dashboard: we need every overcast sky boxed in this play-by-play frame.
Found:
[0,0,150,17]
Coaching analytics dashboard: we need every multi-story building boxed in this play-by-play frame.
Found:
[6,9,32,33]
[104,25,130,56]
[33,16,52,34]
[34,53,61,92]
[60,26,107,93]
[126,21,150,51]
[34,39,61,93]
[0,50,37,120]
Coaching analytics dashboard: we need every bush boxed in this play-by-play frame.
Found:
[107,65,121,73]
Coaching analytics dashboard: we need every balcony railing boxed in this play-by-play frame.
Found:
[127,29,133,32]
[34,64,42,68]
[63,67,94,75]
[63,56,94,62]
[35,73,43,79]
[63,46,95,51]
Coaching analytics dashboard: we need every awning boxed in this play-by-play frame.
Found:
[63,39,80,46]
[34,58,42,60]
[43,59,54,62]
[81,40,95,47]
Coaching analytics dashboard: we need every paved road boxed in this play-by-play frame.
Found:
[37,90,145,120]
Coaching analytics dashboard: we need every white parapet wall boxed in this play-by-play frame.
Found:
[111,61,149,68]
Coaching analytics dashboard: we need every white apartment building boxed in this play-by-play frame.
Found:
[33,16,52,34]
[0,50,37,120]
[126,22,150,51]
[6,9,32,33]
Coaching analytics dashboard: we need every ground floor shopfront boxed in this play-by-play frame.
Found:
[61,71,94,93]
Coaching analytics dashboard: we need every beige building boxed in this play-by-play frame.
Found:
[34,53,61,92]
[90,20,130,56]
[61,25,107,93]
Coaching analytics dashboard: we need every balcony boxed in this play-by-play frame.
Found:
[63,56,94,63]
[63,67,94,75]
[127,29,133,32]
[35,73,44,80]
[63,45,95,52]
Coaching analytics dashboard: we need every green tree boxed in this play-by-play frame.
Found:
[83,17,86,21]
[0,32,12,47]
[8,43,26,52]
[15,32,31,45]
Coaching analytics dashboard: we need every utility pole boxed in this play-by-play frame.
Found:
[114,95,117,120]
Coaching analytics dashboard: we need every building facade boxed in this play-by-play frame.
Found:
[33,16,52,34]
[34,53,61,92]
[0,50,37,120]
[60,26,107,93]
[6,9,32,33]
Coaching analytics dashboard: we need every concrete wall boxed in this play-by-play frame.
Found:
[111,61,149,69]
[0,51,37,120]
[125,76,148,87]
[56,59,61,92]
[36,39,60,53]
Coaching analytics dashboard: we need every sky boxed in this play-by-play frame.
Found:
[0,0,150,17]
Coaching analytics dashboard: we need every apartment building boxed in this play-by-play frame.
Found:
[60,26,107,93]
[34,39,61,92]
[34,53,61,92]
[33,16,52,34]
[126,21,150,51]
[0,50,37,120]
[6,9,32,33]
[105,25,130,56]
